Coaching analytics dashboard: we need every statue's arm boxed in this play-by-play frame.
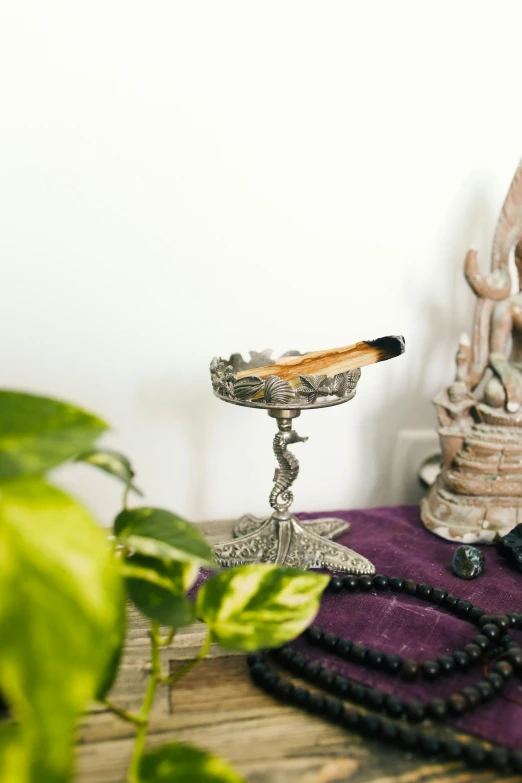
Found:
[490,300,514,356]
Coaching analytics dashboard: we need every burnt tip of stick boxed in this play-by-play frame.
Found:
[365,335,405,358]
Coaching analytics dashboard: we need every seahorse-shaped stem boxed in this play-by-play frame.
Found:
[269,419,308,514]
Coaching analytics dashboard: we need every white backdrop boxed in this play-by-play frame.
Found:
[2,0,522,526]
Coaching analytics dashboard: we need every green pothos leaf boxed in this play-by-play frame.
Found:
[0,476,124,783]
[197,564,328,651]
[0,390,107,480]
[114,507,215,568]
[123,553,198,628]
[138,742,246,783]
[75,448,143,495]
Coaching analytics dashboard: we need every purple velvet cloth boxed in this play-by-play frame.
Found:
[294,505,522,749]
[197,506,522,748]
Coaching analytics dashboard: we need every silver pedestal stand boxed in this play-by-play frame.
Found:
[210,352,375,574]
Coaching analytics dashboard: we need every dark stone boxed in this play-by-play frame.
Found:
[497,522,522,571]
[452,544,485,579]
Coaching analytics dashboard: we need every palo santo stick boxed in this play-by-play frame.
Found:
[237,336,405,387]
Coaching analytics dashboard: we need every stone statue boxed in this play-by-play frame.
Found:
[422,162,522,543]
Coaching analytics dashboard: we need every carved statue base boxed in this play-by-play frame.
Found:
[421,162,522,544]
[422,416,522,543]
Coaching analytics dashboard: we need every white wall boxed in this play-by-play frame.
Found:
[2,0,522,526]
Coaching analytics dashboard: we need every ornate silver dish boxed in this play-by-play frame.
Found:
[209,349,375,574]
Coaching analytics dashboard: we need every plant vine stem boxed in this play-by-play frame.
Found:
[126,623,162,783]
[123,485,131,510]
[125,625,212,782]
[162,627,212,687]
[103,698,144,727]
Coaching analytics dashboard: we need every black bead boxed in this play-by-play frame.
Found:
[383,653,402,674]
[358,575,373,591]
[507,612,520,627]
[475,680,493,701]
[444,593,459,609]
[463,643,482,662]
[318,669,335,689]
[333,674,349,697]
[499,633,513,647]
[247,651,264,665]
[399,727,419,748]
[404,578,418,595]
[493,660,513,678]
[469,606,486,623]
[380,721,398,742]
[510,749,522,772]
[303,660,321,682]
[373,574,389,590]
[482,623,501,641]
[322,632,338,651]
[360,713,381,735]
[443,738,463,759]
[492,614,510,630]
[402,659,419,680]
[472,634,489,651]
[325,697,344,720]
[422,660,440,680]
[453,650,470,669]
[456,599,473,616]
[307,692,327,713]
[366,687,385,709]
[447,693,467,714]
[275,680,294,700]
[486,672,504,690]
[431,587,448,604]
[427,698,447,720]
[250,662,268,683]
[291,686,308,706]
[461,686,480,707]
[290,653,306,672]
[490,746,510,770]
[418,583,433,599]
[405,699,426,722]
[437,655,455,674]
[367,649,384,668]
[342,707,360,729]
[329,575,343,592]
[506,647,522,670]
[305,626,323,644]
[389,576,404,591]
[420,734,441,756]
[343,575,358,591]
[262,670,279,692]
[350,644,367,663]
[276,646,295,664]
[336,639,352,658]
[347,682,366,703]
[479,614,495,627]
[385,695,404,718]
[465,742,486,766]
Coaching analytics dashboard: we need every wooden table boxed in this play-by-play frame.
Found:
[78,520,521,783]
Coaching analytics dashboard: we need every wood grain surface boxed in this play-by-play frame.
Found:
[77,519,521,783]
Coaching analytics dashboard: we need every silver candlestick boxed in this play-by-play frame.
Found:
[209,350,375,574]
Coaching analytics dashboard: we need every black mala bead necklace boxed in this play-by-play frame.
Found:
[247,573,522,773]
